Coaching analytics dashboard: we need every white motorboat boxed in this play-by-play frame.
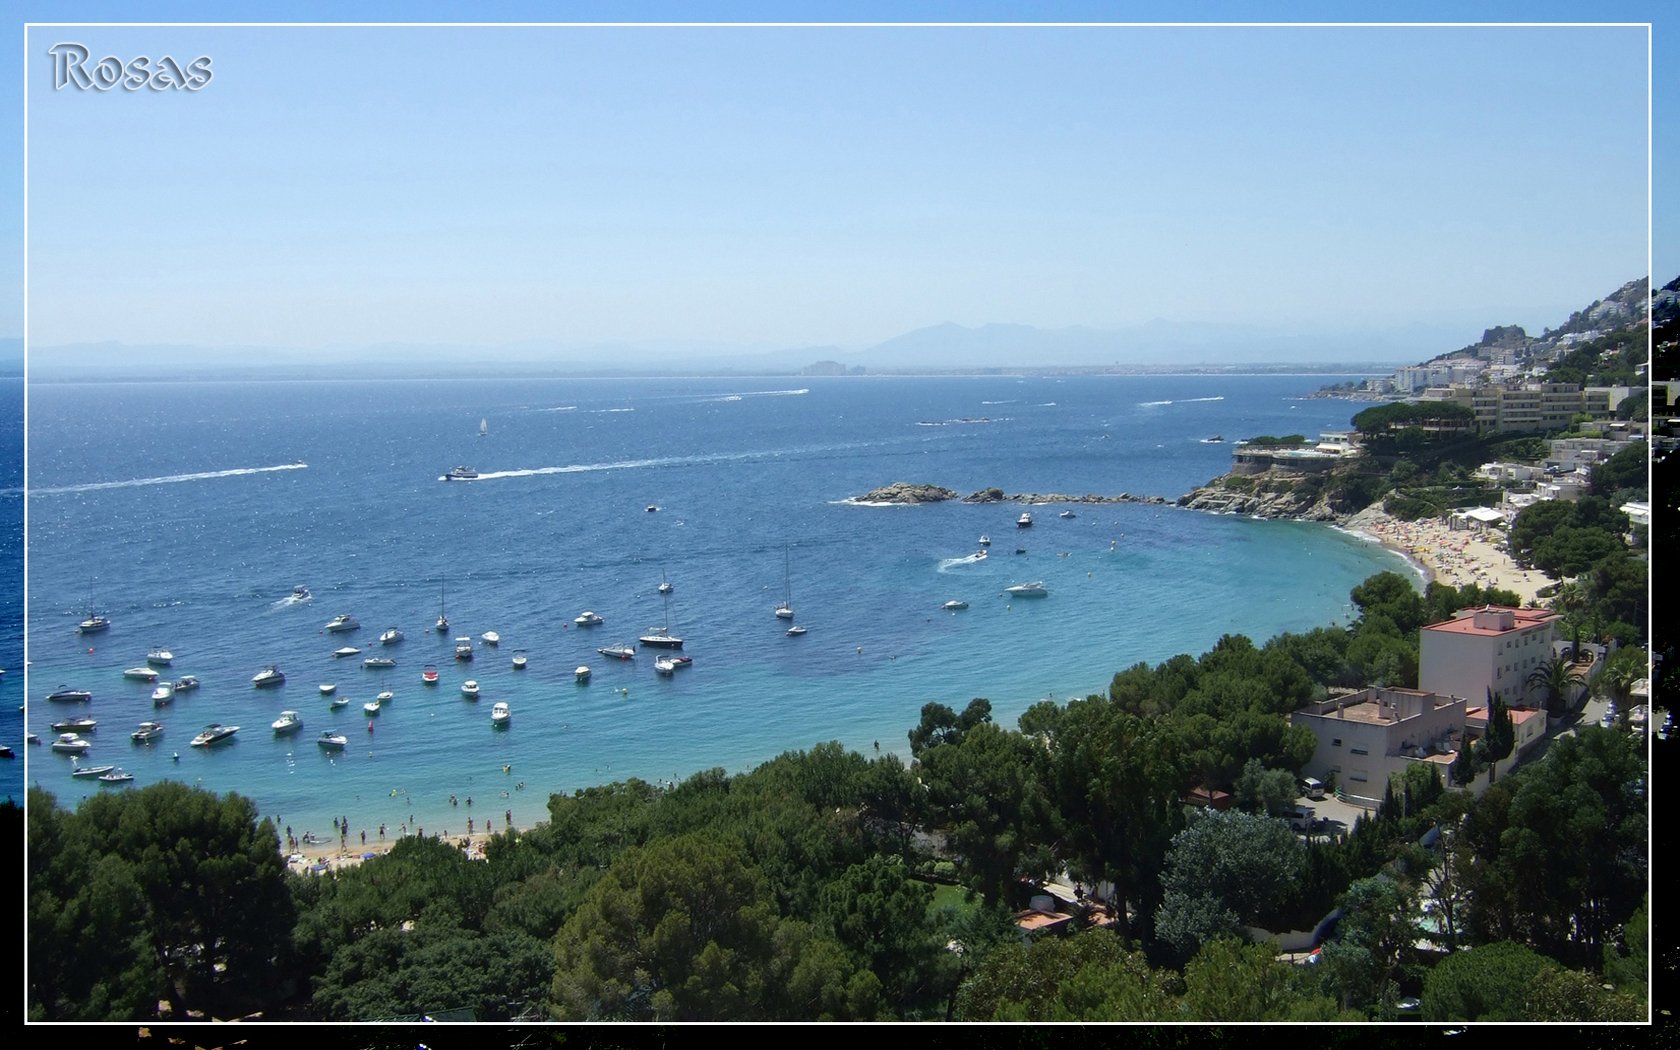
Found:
[131,721,164,743]
[978,534,991,547]
[190,724,239,747]
[72,763,115,777]
[574,610,603,627]
[51,733,92,754]
[481,631,500,646]
[1017,511,1034,528]
[330,695,350,709]
[324,614,360,633]
[45,687,93,703]
[658,571,673,595]
[376,690,394,704]
[292,585,312,601]
[491,701,511,726]
[1004,581,1048,598]
[333,646,361,659]
[436,585,450,633]
[575,665,592,682]
[512,650,527,670]
[51,716,97,733]
[461,680,480,699]
[146,647,174,666]
[363,699,382,715]
[151,682,174,705]
[422,665,440,685]
[172,675,199,693]
[597,644,635,661]
[454,637,474,661]
[1059,510,1076,519]
[943,600,969,610]
[98,769,135,784]
[320,683,337,695]
[786,625,807,637]
[442,465,478,481]
[775,546,795,619]
[252,665,286,688]
[655,656,678,676]
[973,549,989,560]
[379,628,404,646]
[362,656,396,669]
[271,711,303,734]
[123,667,160,682]
[317,731,348,751]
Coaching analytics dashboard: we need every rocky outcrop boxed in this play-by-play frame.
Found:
[855,482,960,504]
[1177,475,1343,522]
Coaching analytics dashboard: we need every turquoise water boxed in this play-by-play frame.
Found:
[18,374,1404,842]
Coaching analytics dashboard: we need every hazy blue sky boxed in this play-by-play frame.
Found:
[7,4,1669,356]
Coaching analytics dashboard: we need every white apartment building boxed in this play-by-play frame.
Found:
[1419,606,1561,708]
[1291,688,1465,805]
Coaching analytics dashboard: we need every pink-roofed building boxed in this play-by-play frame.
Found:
[1419,606,1561,709]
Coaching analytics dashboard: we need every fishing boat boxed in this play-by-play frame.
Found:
[189,724,239,747]
[491,701,510,727]
[422,665,440,685]
[271,710,303,734]
[252,665,286,688]
[512,650,528,670]
[146,647,174,666]
[131,721,164,743]
[435,585,450,633]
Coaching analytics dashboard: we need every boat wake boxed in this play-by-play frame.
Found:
[1139,396,1225,407]
[33,462,308,496]
[464,439,883,481]
[980,399,1016,405]
[936,552,990,572]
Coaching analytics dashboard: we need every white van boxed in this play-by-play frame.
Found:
[1289,805,1315,832]
[1302,777,1326,800]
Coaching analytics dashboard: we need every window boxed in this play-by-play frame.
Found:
[1350,746,1369,755]
[1332,738,1342,747]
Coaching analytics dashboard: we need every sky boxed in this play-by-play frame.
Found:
[4,3,1671,359]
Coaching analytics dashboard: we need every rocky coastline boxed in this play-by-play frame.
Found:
[853,481,1172,507]
[1174,475,1345,522]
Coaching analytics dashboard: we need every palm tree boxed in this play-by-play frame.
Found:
[1526,655,1587,717]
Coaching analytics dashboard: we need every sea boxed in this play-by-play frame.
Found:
[7,373,1409,846]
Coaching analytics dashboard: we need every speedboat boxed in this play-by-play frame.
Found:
[252,665,286,688]
[1004,581,1048,598]
[574,611,603,627]
[1059,510,1076,519]
[51,733,92,754]
[454,637,474,661]
[645,504,658,513]
[943,600,969,610]
[973,549,989,560]
[146,647,174,666]
[786,625,808,637]
[597,645,635,661]
[461,680,480,699]
[363,699,382,715]
[190,724,239,747]
[324,614,360,633]
[330,695,350,709]
[292,585,312,601]
[362,655,395,669]
[379,628,404,646]
[422,665,440,684]
[334,646,361,658]
[131,721,164,743]
[442,466,478,481]
[317,731,348,751]
[173,675,199,693]
[150,682,174,705]
[978,534,991,547]
[45,687,92,703]
[491,701,511,726]
[72,764,115,777]
[1017,511,1034,528]
[481,631,500,646]
[319,683,337,695]
[123,667,160,682]
[50,716,97,733]
[271,711,303,734]
[98,769,135,784]
[669,655,693,669]
[655,656,677,676]
[575,665,592,683]
[77,614,111,634]
[512,650,528,670]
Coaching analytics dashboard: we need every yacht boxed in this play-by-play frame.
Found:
[324,614,360,633]
[123,667,160,682]
[379,628,404,646]
[172,675,199,693]
[1004,581,1049,598]
[575,665,592,683]
[574,610,603,627]
[45,687,93,703]
[362,655,396,669]
[639,590,684,649]
[422,665,440,685]
[146,647,174,666]
[189,724,239,747]
[50,716,97,733]
[252,665,286,688]
[51,733,92,754]
[481,631,500,646]
[333,646,361,658]
[1017,511,1034,528]
[150,682,174,705]
[98,769,135,785]
[435,585,450,633]
[775,546,795,619]
[77,614,111,634]
[512,650,528,670]
[454,637,474,661]
[271,711,303,734]
[491,701,511,727]
[72,764,116,778]
[442,466,478,481]
[317,731,348,752]
[943,599,969,610]
[597,644,635,661]
[131,721,164,743]
[461,680,480,699]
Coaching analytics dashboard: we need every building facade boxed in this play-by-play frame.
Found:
[1418,606,1561,708]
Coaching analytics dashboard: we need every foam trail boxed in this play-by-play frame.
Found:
[33,462,307,496]
[936,552,989,573]
[464,438,885,481]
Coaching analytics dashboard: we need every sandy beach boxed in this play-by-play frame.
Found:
[1342,505,1550,607]
[285,825,506,875]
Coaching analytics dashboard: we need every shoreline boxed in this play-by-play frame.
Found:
[1339,504,1548,606]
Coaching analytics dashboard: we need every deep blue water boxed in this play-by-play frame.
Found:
[18,374,1404,841]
